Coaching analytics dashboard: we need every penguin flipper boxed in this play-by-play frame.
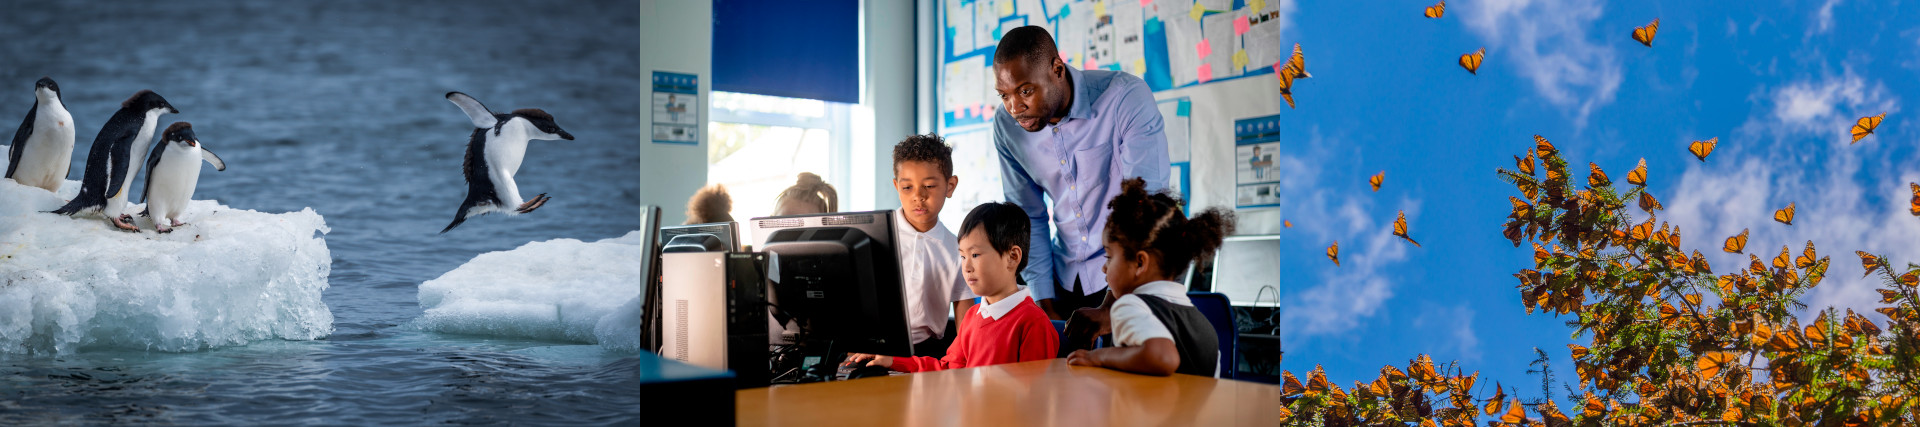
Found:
[200,147,226,171]
[5,101,34,179]
[141,140,168,204]
[446,92,498,129]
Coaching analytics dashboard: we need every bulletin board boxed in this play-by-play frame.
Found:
[934,0,1285,232]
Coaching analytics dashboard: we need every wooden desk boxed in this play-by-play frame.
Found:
[736,359,1279,427]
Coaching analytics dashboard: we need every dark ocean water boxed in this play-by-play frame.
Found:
[0,0,643,424]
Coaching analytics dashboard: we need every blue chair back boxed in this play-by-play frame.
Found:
[1051,319,1068,346]
[1187,292,1237,379]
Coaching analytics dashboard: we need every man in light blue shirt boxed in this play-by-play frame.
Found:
[991,26,1169,322]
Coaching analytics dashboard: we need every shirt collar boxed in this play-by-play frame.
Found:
[1060,66,1095,122]
[978,287,1033,320]
[1131,281,1189,304]
[893,209,942,240]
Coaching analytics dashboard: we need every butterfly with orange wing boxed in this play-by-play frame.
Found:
[1460,48,1485,74]
[1723,229,1749,254]
[1909,182,1919,216]
[1277,44,1311,108]
[1627,158,1647,186]
[1424,0,1445,18]
[1689,137,1717,162]
[1775,202,1796,225]
[1327,241,1340,266]
[1370,171,1384,192]
[1393,211,1421,247]
[1851,113,1884,144]
[1632,18,1659,47]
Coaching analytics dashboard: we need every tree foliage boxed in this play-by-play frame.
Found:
[1280,138,1920,426]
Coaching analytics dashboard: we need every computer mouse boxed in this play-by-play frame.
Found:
[846,364,893,379]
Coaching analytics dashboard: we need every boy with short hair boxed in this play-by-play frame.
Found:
[845,202,1059,371]
[888,134,977,357]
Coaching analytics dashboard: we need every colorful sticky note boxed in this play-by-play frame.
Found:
[1197,64,1213,83]
[1074,53,1084,68]
[1059,4,1070,18]
[959,106,970,118]
[1232,50,1250,70]
[1086,56,1101,70]
[998,0,1014,17]
[980,104,993,118]
[1131,58,1147,75]
[1175,100,1191,116]
[1094,1,1107,17]
[1190,2,1206,21]
[1196,39,1212,58]
[1141,0,1153,6]
[1234,16,1251,36]
[1251,0,1267,12]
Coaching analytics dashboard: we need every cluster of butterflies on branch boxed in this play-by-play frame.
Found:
[1288,1,1916,268]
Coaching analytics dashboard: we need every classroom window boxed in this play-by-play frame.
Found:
[708,91,849,221]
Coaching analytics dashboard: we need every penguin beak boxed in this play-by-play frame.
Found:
[558,129,574,140]
[189,140,198,148]
[168,106,180,114]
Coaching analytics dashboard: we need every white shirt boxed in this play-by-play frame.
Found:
[1110,281,1191,348]
[895,211,977,344]
[977,287,1033,321]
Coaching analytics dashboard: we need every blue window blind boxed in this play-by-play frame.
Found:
[712,0,860,104]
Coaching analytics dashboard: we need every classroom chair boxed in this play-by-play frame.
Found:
[1187,291,1237,379]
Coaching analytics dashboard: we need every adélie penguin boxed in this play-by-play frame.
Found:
[49,89,177,232]
[439,91,574,233]
[5,77,78,193]
[140,122,225,233]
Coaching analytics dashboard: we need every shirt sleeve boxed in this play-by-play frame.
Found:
[995,123,1057,301]
[1110,295,1173,347]
[1111,77,1171,192]
[1019,313,1060,363]
[893,306,975,373]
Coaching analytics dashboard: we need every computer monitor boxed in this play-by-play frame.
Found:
[749,210,911,367]
[635,205,664,352]
[1210,235,1280,307]
[659,221,740,252]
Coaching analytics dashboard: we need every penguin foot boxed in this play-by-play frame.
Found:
[109,216,141,232]
[171,219,186,228]
[156,226,173,234]
[516,194,550,214]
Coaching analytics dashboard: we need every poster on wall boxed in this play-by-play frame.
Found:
[651,71,699,145]
[1234,114,1280,209]
[1157,97,1192,212]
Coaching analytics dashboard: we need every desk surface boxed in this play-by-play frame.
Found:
[736,359,1279,427]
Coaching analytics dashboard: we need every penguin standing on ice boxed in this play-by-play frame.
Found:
[5,77,78,193]
[439,92,574,233]
[141,122,225,233]
[49,90,178,232]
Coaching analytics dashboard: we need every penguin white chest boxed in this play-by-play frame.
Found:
[12,102,76,191]
[147,145,204,221]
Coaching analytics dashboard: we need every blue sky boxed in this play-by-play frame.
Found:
[1279,0,1920,399]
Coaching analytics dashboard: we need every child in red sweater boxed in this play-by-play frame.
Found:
[844,202,1059,372]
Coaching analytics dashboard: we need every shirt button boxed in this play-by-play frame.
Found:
[1070,185,1075,191]
[1059,160,1066,165]
[1081,236,1087,241]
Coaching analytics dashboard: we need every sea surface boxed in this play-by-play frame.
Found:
[0,0,643,424]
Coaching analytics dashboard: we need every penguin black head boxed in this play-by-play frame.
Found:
[122,89,179,114]
[510,108,573,140]
[163,122,197,147]
[34,77,58,95]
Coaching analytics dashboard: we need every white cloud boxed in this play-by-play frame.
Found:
[1665,72,1917,324]
[1812,0,1842,36]
[1279,131,1420,341]
[1461,0,1624,128]
[1412,304,1483,363]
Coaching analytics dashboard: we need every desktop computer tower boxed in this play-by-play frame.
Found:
[724,252,769,388]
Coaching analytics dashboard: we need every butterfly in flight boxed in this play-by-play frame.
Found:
[1460,48,1485,74]
[1326,241,1340,266]
[1277,44,1311,108]
[1722,229,1748,254]
[1424,0,1445,18]
[1370,171,1384,192]
[1632,18,1659,47]
[1774,202,1796,225]
[1627,158,1647,186]
[1284,220,1293,228]
[1688,137,1717,162]
[1393,211,1421,247]
[1909,182,1919,216]
[1852,113,1885,144]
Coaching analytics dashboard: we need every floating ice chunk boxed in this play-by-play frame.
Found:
[594,296,642,352]
[415,230,642,347]
[0,149,335,355]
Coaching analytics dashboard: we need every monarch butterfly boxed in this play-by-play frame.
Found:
[1851,113,1884,144]
[1534,135,1556,156]
[1689,137,1717,162]
[1424,0,1445,18]
[1696,351,1735,378]
[1484,383,1506,416]
[1796,241,1818,269]
[1516,152,1536,176]
[1370,171,1384,192]
[1627,158,1647,186]
[1284,220,1293,228]
[1773,245,1791,269]
[1460,48,1485,74]
[1639,191,1662,212]
[1500,398,1528,423]
[1774,202,1796,225]
[1393,210,1421,247]
[1632,18,1659,47]
[1327,240,1340,266]
[1588,163,1610,187]
[1908,182,1918,216]
[1277,44,1311,108]
[1723,229,1749,254]
[1859,250,1881,278]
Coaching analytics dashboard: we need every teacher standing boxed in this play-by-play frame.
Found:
[992,26,1170,324]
